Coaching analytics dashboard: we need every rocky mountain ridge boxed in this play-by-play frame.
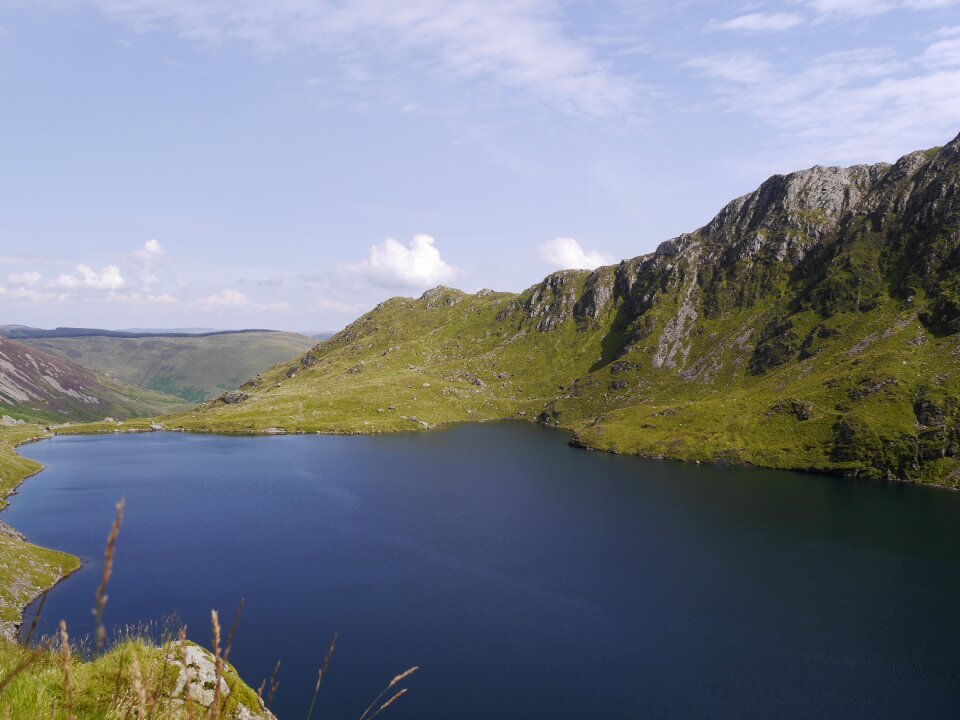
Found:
[169,131,960,485]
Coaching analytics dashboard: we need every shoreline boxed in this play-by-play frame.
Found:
[50,416,960,493]
[0,425,82,640]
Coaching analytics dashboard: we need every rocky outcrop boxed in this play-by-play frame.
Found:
[522,271,585,332]
[166,643,277,720]
[219,391,249,405]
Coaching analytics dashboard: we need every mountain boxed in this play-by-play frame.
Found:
[0,337,190,422]
[167,132,960,486]
[17,330,316,403]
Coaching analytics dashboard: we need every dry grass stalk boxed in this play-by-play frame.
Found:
[177,628,199,720]
[58,620,75,720]
[222,600,244,664]
[358,666,418,720]
[93,499,125,657]
[265,660,281,709]
[130,653,147,720]
[209,610,223,720]
[305,633,337,720]
[21,591,48,648]
[112,646,128,707]
[365,688,408,720]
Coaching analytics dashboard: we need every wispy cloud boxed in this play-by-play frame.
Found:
[94,0,635,117]
[808,0,959,16]
[687,37,960,161]
[715,13,805,32]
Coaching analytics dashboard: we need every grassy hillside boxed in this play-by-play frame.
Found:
[168,133,960,486]
[0,338,191,424]
[23,331,316,403]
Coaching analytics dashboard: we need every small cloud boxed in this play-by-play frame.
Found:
[199,288,289,312]
[716,13,805,32]
[133,239,166,289]
[200,288,250,309]
[348,234,458,289]
[537,237,611,270]
[7,271,42,286]
[257,277,284,287]
[143,238,163,255]
[52,264,125,290]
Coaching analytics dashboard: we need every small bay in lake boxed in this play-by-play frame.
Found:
[6,423,960,719]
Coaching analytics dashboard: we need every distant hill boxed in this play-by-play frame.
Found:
[172,132,960,486]
[0,337,189,423]
[20,330,316,403]
[0,326,278,340]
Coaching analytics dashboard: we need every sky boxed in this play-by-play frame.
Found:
[0,0,958,331]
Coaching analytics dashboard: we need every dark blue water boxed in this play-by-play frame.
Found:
[5,424,960,719]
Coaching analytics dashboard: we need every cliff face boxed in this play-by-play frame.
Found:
[175,132,960,485]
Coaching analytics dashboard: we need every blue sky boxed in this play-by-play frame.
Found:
[1,0,958,331]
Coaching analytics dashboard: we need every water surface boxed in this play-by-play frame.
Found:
[7,424,960,719]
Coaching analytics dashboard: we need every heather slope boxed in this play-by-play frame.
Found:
[0,338,190,423]
[170,133,960,485]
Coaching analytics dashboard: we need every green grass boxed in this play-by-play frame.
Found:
[0,635,276,719]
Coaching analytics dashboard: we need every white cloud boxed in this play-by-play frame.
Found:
[53,264,126,290]
[143,238,163,255]
[537,237,611,270]
[92,0,634,117]
[350,234,458,289]
[717,13,804,32]
[7,271,42,286]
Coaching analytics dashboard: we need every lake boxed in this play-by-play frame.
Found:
[6,423,960,719]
